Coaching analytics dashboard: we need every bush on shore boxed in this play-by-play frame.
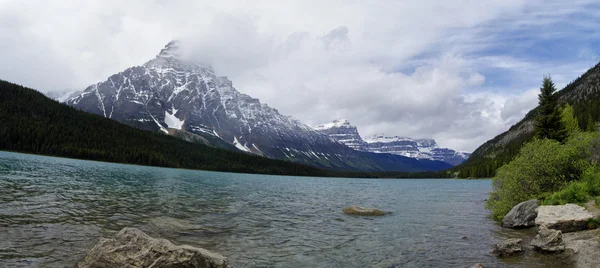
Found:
[486,132,599,220]
[543,166,600,205]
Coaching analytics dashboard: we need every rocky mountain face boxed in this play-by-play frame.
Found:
[316,119,470,166]
[454,61,600,178]
[315,119,367,150]
[65,41,451,172]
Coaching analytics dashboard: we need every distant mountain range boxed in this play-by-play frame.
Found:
[63,41,451,173]
[315,119,470,166]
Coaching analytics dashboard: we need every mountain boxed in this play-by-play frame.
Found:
[453,61,600,178]
[0,79,334,176]
[316,119,470,165]
[314,119,367,150]
[364,135,470,166]
[65,41,451,172]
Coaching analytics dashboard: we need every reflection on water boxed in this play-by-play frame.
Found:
[0,152,573,267]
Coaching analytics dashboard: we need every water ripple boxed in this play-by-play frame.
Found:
[0,152,573,268]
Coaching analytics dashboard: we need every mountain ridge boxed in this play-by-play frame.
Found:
[315,118,470,165]
[65,41,452,172]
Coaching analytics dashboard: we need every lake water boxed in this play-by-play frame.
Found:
[0,151,574,267]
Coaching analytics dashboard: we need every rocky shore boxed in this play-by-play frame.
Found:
[492,200,600,268]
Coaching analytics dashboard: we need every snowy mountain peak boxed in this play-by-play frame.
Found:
[314,119,366,150]
[315,118,352,130]
[157,40,181,59]
[65,41,352,162]
[315,119,470,165]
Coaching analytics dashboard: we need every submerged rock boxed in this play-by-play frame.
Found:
[535,204,593,233]
[77,227,228,268]
[531,224,565,254]
[501,199,538,228]
[343,205,391,216]
[491,238,524,257]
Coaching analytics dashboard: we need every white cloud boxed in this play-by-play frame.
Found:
[0,0,598,151]
[501,88,540,124]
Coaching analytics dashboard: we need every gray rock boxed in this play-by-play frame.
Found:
[530,224,565,254]
[77,227,228,268]
[536,204,593,233]
[470,263,484,268]
[343,205,392,216]
[491,238,524,257]
[563,228,600,268]
[501,199,538,228]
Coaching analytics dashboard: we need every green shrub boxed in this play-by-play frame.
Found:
[583,167,600,196]
[561,104,580,138]
[543,180,589,205]
[486,132,598,220]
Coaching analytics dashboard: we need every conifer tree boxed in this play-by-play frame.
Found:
[534,76,567,142]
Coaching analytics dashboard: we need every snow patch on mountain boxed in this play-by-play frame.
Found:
[233,136,251,153]
[164,107,184,130]
[364,135,415,144]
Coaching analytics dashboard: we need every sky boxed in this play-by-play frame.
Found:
[1,0,600,152]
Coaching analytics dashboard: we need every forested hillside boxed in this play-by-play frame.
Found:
[0,79,337,176]
[453,61,600,178]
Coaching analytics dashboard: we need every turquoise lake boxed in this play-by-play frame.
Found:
[0,151,572,267]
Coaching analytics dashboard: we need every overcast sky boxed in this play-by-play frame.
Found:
[2,0,600,151]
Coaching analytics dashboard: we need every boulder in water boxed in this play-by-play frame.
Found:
[343,205,391,216]
[530,224,565,254]
[501,199,538,228]
[77,227,228,268]
[535,204,593,233]
[491,238,524,257]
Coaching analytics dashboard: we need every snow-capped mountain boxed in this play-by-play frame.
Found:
[365,135,470,165]
[65,41,452,172]
[315,119,367,150]
[317,119,471,165]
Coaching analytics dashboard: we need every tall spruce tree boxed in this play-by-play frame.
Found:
[534,76,567,142]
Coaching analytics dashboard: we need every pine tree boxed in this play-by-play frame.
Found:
[534,76,567,142]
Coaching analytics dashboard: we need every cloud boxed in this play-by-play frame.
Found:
[1,0,599,151]
[501,89,540,123]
